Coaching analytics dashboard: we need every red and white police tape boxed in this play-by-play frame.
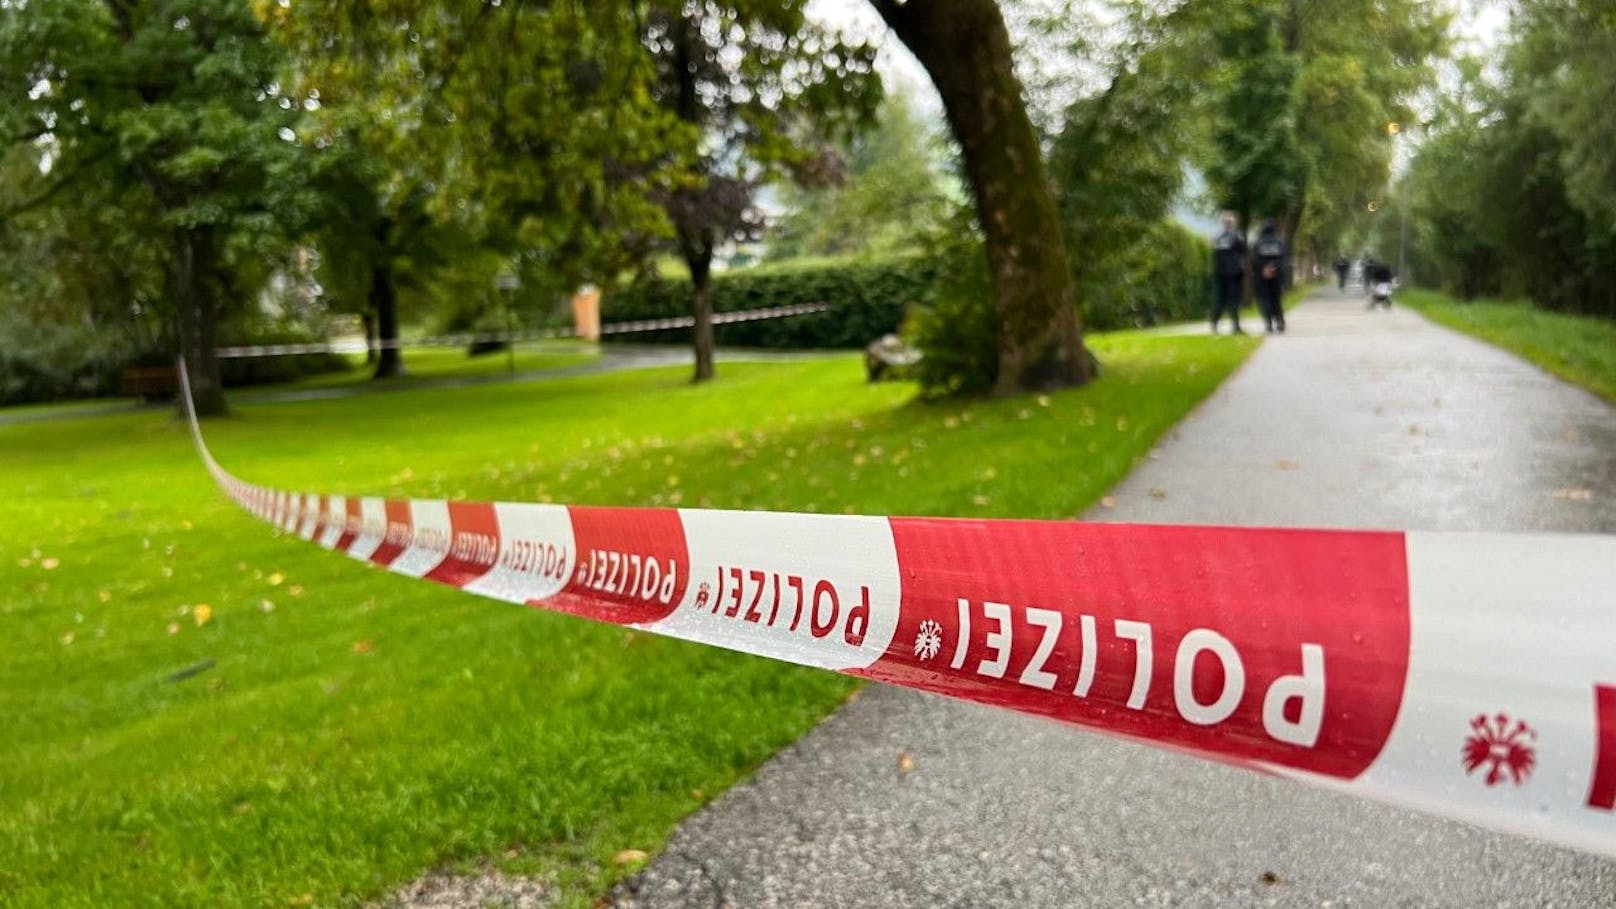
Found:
[179,367,1616,859]
[213,303,830,358]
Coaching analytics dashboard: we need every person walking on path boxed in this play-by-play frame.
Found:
[1209,213,1247,335]
[1254,221,1287,333]
[1334,254,1350,290]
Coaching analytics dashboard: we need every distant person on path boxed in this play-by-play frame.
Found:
[1254,221,1287,333]
[1334,254,1350,290]
[1210,212,1246,335]
[1366,258,1396,310]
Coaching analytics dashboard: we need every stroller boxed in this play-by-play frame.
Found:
[1366,261,1395,310]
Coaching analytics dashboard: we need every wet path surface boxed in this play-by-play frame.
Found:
[611,289,1616,907]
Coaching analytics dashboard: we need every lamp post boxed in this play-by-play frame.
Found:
[494,271,519,379]
[1388,121,1409,282]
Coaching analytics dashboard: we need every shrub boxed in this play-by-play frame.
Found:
[0,320,133,406]
[1078,220,1212,331]
[601,256,940,349]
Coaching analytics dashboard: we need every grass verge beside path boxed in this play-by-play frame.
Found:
[1401,288,1616,402]
[0,329,1256,909]
[263,341,600,393]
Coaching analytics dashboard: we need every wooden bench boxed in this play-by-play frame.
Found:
[119,366,179,402]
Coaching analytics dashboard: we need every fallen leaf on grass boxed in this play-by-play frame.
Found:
[193,604,213,627]
[41,557,60,570]
[166,623,181,636]
[267,572,285,586]
[97,589,112,603]
[60,632,75,646]
[614,849,649,866]
[287,585,304,597]
[351,639,375,654]
[260,599,275,613]
[288,894,315,907]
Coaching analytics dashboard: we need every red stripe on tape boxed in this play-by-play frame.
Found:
[550,506,689,624]
[866,519,1409,778]
[1588,684,1616,810]
[369,500,413,567]
[425,502,502,588]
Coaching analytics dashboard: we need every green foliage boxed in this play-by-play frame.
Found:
[1401,288,1616,401]
[1406,11,1616,317]
[0,336,1255,907]
[1081,221,1213,331]
[1203,1,1309,224]
[903,231,997,398]
[901,216,1210,400]
[603,255,939,349]
[0,319,132,406]
[767,90,954,261]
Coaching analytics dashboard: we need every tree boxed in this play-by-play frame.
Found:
[871,0,1096,395]
[1051,33,1194,316]
[1516,0,1616,229]
[1202,0,1308,281]
[1,0,317,416]
[638,2,880,382]
[767,88,952,261]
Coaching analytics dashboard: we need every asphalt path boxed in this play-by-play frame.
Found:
[609,287,1616,908]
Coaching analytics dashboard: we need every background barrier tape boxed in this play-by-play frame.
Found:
[178,362,1616,859]
[214,303,832,358]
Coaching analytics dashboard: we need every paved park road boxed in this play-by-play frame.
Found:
[611,288,1616,908]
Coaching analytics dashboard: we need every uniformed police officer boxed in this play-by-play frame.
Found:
[1253,221,1287,333]
[1210,213,1246,335]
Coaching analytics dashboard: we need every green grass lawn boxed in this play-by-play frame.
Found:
[261,341,600,393]
[1401,288,1616,401]
[0,330,1256,908]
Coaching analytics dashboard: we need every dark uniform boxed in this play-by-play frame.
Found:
[1210,224,1246,334]
[1333,255,1350,290]
[1254,224,1287,333]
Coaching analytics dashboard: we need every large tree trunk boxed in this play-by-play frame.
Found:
[679,231,717,383]
[175,227,227,417]
[370,261,404,379]
[873,0,1095,394]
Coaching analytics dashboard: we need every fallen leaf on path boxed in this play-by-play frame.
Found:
[614,849,649,866]
[897,751,915,773]
[1552,488,1593,501]
[1274,459,1300,470]
[1100,497,1118,509]
[1149,488,1167,500]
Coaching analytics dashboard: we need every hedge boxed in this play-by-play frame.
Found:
[601,256,939,349]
